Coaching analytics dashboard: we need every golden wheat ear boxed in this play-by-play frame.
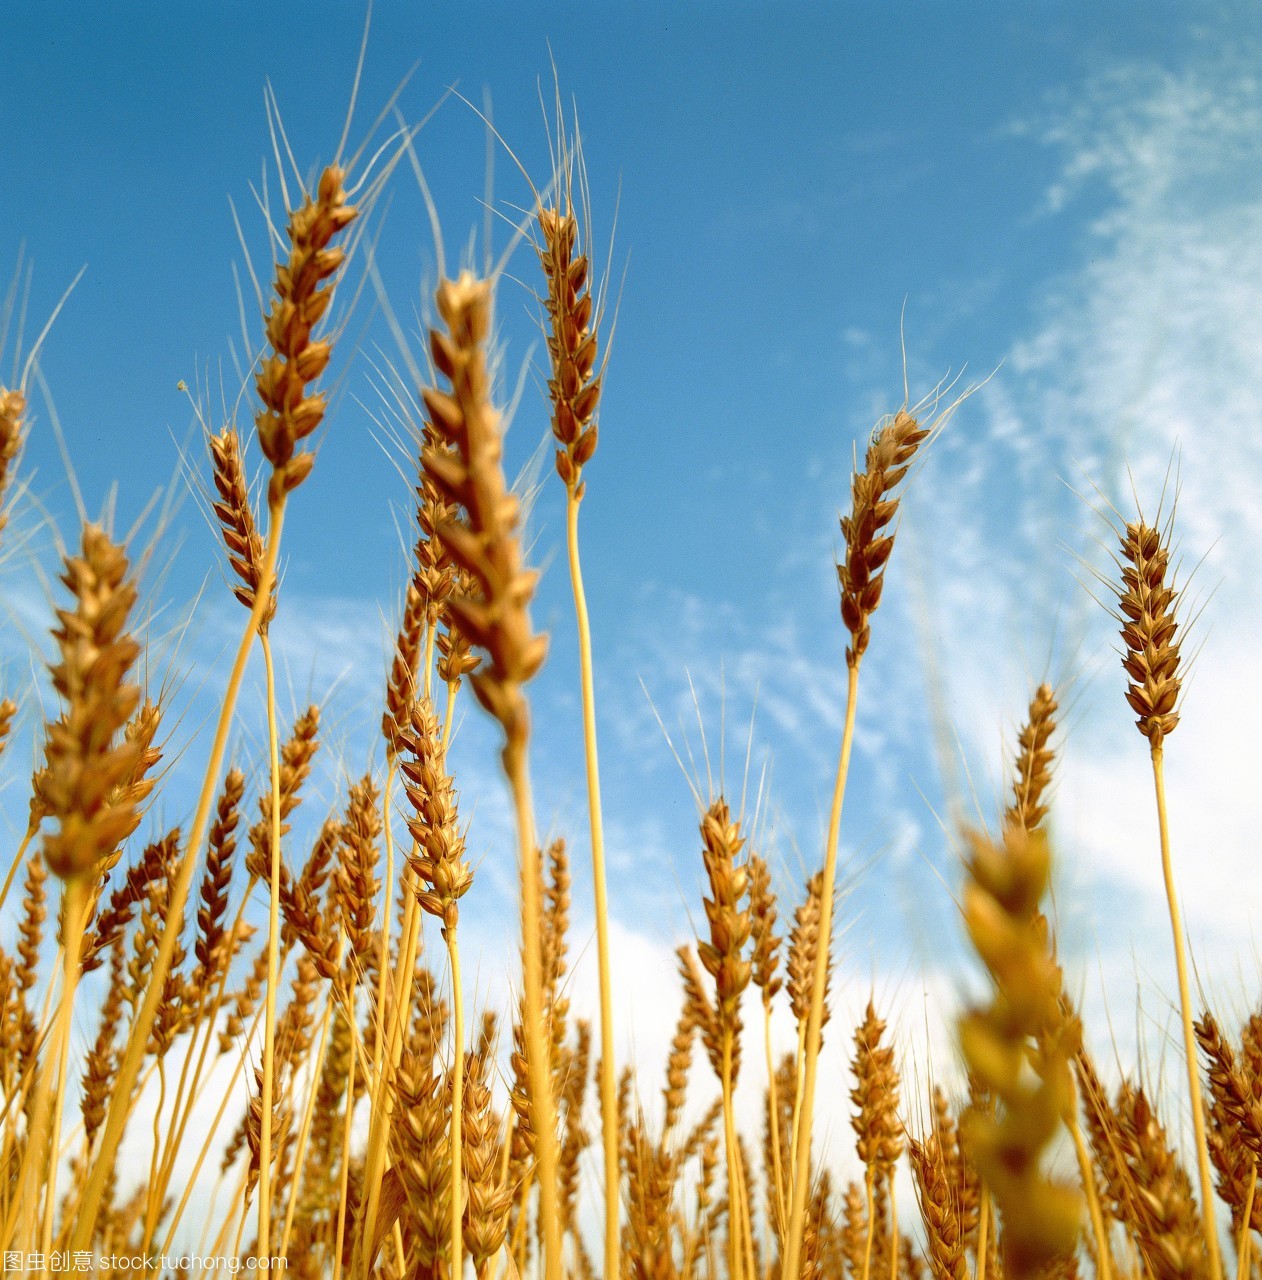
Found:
[0,388,26,537]
[957,824,1083,1280]
[209,426,275,626]
[254,165,359,501]
[1118,517,1183,746]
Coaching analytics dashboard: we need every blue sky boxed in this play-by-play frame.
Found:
[4,1,1262,1164]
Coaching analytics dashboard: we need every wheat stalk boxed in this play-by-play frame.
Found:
[783,403,933,1280]
[537,121,621,1280]
[1111,507,1222,1280]
[419,270,558,1280]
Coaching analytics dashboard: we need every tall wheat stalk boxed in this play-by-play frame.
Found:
[1114,510,1222,1280]
[537,126,620,1278]
[419,271,559,1280]
[783,407,929,1280]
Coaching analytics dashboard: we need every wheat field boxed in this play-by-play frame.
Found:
[0,22,1259,1280]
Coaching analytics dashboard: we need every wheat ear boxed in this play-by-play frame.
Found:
[958,824,1082,1278]
[852,1002,903,1280]
[748,850,787,1237]
[399,694,474,1279]
[694,798,754,1280]
[6,525,141,1256]
[0,386,25,546]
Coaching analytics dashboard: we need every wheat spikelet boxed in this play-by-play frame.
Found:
[191,766,245,998]
[837,409,930,667]
[663,998,697,1141]
[851,1001,903,1177]
[336,774,382,967]
[40,525,143,882]
[788,871,832,1037]
[245,1063,292,1205]
[210,427,276,625]
[14,854,45,999]
[275,952,320,1070]
[748,850,782,1005]
[392,1049,451,1277]
[1110,1082,1208,1280]
[538,205,601,492]
[957,824,1082,1279]
[696,798,752,1083]
[558,1019,592,1237]
[763,1052,795,1246]
[1117,519,1182,746]
[254,166,358,500]
[81,940,126,1148]
[0,697,16,759]
[146,833,189,1055]
[1197,1012,1262,1160]
[678,943,720,1081]
[6,858,43,1081]
[928,1085,980,1259]
[624,1116,678,1280]
[420,273,548,750]
[279,817,341,981]
[436,576,480,692]
[841,1181,866,1280]
[1197,1011,1262,1243]
[244,705,320,880]
[384,581,426,756]
[909,1134,967,1280]
[0,387,25,535]
[398,696,470,936]
[82,835,167,975]
[420,268,559,1278]
[1112,502,1219,1277]
[1005,684,1058,835]
[462,1039,512,1279]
